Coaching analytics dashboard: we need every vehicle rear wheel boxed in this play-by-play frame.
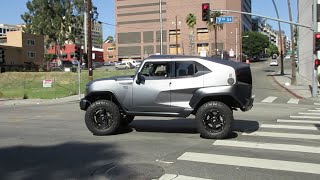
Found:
[195,101,233,139]
[85,100,121,135]
[121,115,135,126]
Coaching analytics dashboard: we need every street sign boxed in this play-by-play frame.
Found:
[43,79,53,88]
[216,16,233,24]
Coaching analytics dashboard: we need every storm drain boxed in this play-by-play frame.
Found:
[92,163,165,180]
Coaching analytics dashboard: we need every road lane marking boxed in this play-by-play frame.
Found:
[287,98,299,104]
[277,119,320,124]
[261,96,277,103]
[178,152,320,175]
[299,112,320,115]
[314,103,320,106]
[260,124,318,130]
[242,131,320,140]
[159,174,212,180]
[290,115,320,119]
[308,110,320,112]
[213,140,320,154]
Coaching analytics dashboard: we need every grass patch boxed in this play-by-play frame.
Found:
[0,69,136,99]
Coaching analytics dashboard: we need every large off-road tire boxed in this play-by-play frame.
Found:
[195,101,233,139]
[120,115,135,126]
[85,100,121,135]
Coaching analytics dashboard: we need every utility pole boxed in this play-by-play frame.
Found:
[272,0,284,75]
[160,0,163,54]
[175,16,178,55]
[87,0,93,80]
[84,0,88,55]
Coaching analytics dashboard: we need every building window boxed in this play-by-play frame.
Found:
[27,51,36,58]
[197,28,209,41]
[0,28,2,33]
[108,55,113,59]
[27,39,35,46]
[107,47,114,52]
[169,30,180,43]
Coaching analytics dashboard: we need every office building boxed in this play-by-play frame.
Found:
[115,0,252,60]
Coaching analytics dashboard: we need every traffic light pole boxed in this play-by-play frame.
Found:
[87,0,93,80]
[312,0,318,97]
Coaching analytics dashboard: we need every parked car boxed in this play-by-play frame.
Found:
[270,59,278,66]
[272,54,277,59]
[104,61,116,66]
[115,62,130,70]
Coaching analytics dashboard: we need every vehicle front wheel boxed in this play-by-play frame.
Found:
[195,101,233,139]
[85,100,121,135]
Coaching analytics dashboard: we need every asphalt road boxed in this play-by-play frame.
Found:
[0,60,319,180]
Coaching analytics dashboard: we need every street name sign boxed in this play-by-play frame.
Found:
[216,16,233,23]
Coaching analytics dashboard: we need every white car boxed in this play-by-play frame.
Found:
[270,59,278,66]
[115,62,130,70]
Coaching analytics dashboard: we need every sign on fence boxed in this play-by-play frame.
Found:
[43,79,53,88]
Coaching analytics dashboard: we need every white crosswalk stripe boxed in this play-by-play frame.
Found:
[159,174,212,180]
[290,115,320,119]
[261,96,277,103]
[299,112,320,115]
[277,119,320,124]
[287,98,299,104]
[178,152,320,175]
[213,140,320,154]
[260,124,318,130]
[308,109,320,112]
[242,131,320,140]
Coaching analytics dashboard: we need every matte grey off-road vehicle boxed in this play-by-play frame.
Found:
[80,55,254,139]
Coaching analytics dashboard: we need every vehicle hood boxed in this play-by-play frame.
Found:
[86,75,134,86]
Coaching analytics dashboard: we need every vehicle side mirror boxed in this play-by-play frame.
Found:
[136,72,145,84]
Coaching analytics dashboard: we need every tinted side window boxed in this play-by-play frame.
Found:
[140,62,171,79]
[175,61,211,77]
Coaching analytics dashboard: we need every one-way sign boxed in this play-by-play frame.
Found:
[216,16,233,23]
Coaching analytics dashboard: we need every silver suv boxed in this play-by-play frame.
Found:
[80,55,254,139]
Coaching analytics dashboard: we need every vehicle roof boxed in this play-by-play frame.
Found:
[147,55,249,69]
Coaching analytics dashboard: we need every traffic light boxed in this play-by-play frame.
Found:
[75,45,81,60]
[83,53,88,68]
[202,3,210,21]
[0,48,5,64]
[315,59,320,70]
[315,33,320,52]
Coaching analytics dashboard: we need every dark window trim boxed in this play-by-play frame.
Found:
[118,10,166,17]
[118,19,166,25]
[117,2,166,9]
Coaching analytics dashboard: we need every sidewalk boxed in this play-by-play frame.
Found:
[272,69,320,101]
[0,94,82,107]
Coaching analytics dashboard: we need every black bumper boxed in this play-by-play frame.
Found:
[80,98,90,110]
[240,95,254,111]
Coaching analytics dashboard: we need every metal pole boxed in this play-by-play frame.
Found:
[236,27,238,61]
[160,0,163,54]
[78,57,81,99]
[272,0,284,75]
[87,0,93,80]
[312,0,318,97]
[175,16,178,55]
[84,0,87,54]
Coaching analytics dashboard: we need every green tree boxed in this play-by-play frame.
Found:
[206,11,224,56]
[186,13,197,55]
[21,0,85,50]
[266,44,279,56]
[105,36,114,43]
[242,31,269,57]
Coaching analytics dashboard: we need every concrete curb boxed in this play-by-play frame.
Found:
[272,75,304,99]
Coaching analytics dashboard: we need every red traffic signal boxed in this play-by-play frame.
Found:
[202,3,210,21]
[315,33,320,52]
[315,59,320,70]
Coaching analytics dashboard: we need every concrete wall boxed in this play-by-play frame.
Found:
[298,0,314,81]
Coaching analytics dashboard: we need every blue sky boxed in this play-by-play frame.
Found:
[0,0,297,39]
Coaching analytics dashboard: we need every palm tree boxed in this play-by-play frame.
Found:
[186,13,197,55]
[206,11,224,56]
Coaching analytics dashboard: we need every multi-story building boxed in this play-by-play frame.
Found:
[0,31,44,71]
[115,0,252,60]
[78,21,103,48]
[103,41,117,62]
[0,24,22,37]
